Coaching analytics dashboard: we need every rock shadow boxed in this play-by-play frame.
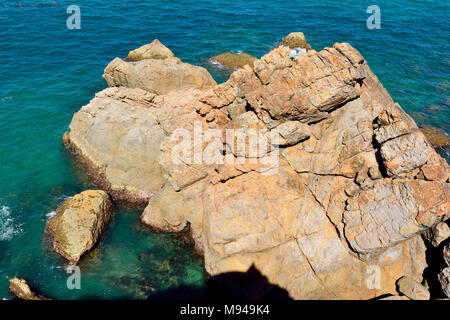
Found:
[147,265,292,300]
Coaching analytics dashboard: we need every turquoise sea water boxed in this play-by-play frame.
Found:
[0,0,449,299]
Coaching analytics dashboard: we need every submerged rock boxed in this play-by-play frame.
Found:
[397,276,430,300]
[45,190,113,264]
[420,125,450,148]
[210,52,258,70]
[9,278,49,300]
[103,56,216,95]
[65,41,450,299]
[281,32,312,50]
[126,39,175,61]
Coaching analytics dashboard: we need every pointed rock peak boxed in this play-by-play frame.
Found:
[281,32,312,50]
[126,39,175,61]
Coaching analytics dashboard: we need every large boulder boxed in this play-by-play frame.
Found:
[66,42,450,299]
[126,39,175,61]
[210,52,258,70]
[45,190,113,264]
[9,278,49,300]
[104,41,216,95]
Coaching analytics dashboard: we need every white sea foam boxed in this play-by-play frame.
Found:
[46,210,56,218]
[0,205,22,241]
[290,48,307,59]
[0,96,12,102]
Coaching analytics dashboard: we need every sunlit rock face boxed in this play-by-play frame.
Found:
[65,40,449,299]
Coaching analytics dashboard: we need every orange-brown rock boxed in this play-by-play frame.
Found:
[45,190,113,264]
[66,41,449,299]
[9,278,49,300]
[104,40,216,95]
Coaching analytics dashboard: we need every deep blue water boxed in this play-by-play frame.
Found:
[0,0,449,299]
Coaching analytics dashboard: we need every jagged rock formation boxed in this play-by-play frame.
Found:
[9,278,49,300]
[64,40,449,299]
[45,190,113,264]
[104,40,216,95]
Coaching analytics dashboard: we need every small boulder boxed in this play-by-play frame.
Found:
[45,190,113,264]
[210,52,257,70]
[126,39,175,61]
[419,125,449,148]
[438,267,450,298]
[397,276,430,300]
[9,278,49,300]
[423,222,450,247]
[281,32,312,50]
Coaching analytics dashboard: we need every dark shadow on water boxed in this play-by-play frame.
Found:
[147,265,292,301]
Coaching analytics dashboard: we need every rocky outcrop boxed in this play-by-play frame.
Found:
[45,190,113,264]
[126,39,175,61]
[9,278,49,300]
[420,125,450,148]
[65,41,450,299]
[210,53,258,70]
[104,40,216,95]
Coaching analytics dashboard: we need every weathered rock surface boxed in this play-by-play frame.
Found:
[211,52,258,70]
[126,39,175,61]
[420,125,450,148]
[9,278,49,300]
[281,32,312,50]
[397,276,430,300]
[444,244,450,267]
[423,222,450,247]
[45,190,113,264]
[104,41,216,95]
[438,267,450,298]
[66,41,450,299]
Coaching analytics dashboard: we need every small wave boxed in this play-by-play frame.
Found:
[0,206,23,241]
[0,96,12,102]
[46,210,56,219]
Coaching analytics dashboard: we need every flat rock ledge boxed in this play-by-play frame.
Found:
[45,190,113,264]
[64,39,450,299]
